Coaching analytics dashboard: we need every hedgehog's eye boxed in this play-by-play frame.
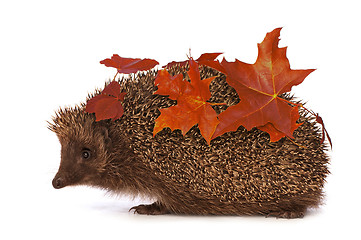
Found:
[81,149,91,159]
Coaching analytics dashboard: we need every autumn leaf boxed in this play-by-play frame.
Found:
[162,52,224,72]
[162,60,189,69]
[212,28,315,141]
[196,52,226,73]
[85,81,126,121]
[154,58,219,144]
[100,54,159,74]
[154,69,184,100]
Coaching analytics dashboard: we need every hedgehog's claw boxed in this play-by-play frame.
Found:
[129,201,170,215]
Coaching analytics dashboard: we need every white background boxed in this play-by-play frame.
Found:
[1,0,359,239]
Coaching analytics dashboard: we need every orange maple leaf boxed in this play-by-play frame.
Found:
[154,58,219,144]
[212,28,315,141]
[85,81,126,121]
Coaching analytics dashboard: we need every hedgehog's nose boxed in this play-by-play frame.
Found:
[52,176,65,189]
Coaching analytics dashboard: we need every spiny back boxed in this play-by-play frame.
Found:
[111,66,329,204]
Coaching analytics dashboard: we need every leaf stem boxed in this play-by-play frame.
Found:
[112,72,119,82]
[286,137,307,149]
[277,96,332,149]
[277,96,300,107]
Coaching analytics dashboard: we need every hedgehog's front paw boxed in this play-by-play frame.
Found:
[129,201,170,215]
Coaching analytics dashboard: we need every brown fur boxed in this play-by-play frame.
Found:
[49,66,330,218]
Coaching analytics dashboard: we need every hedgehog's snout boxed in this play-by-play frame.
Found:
[52,176,65,189]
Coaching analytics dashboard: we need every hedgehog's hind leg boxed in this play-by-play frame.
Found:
[130,201,170,215]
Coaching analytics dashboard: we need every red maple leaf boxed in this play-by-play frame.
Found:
[196,52,226,73]
[85,81,126,121]
[154,58,219,144]
[100,54,159,74]
[212,28,315,141]
[162,60,189,69]
[162,52,225,71]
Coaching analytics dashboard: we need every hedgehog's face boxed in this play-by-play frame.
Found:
[52,141,100,189]
[51,119,111,189]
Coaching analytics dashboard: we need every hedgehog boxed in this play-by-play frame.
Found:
[49,65,329,218]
